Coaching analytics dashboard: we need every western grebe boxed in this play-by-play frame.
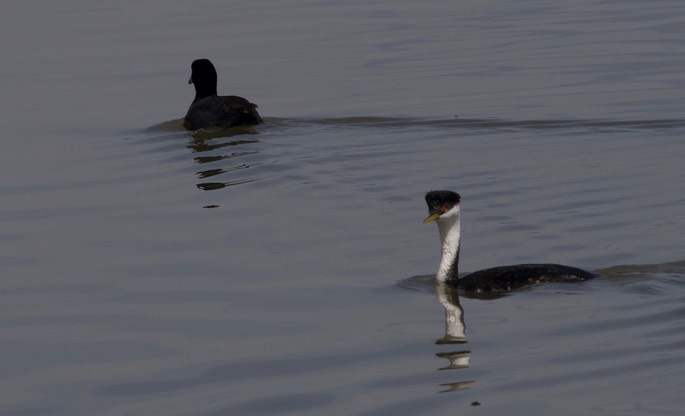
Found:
[183,59,262,130]
[424,190,597,293]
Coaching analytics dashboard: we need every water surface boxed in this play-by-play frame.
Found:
[2,1,685,415]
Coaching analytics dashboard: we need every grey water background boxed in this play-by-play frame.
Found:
[3,0,685,414]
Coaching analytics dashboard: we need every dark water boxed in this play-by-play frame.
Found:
[2,1,685,415]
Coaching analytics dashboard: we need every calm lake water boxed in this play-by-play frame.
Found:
[2,1,685,415]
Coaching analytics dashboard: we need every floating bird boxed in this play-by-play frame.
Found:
[424,190,597,293]
[183,59,262,130]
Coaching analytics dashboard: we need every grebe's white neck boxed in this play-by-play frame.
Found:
[435,205,461,283]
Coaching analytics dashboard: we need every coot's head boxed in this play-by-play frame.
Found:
[189,59,218,100]
[424,190,461,223]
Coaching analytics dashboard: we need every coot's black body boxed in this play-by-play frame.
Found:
[183,59,262,130]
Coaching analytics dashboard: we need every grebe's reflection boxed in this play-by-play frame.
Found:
[434,282,474,392]
[435,283,466,345]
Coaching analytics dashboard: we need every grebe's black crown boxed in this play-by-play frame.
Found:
[425,190,461,214]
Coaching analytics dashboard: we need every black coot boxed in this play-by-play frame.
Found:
[183,59,262,130]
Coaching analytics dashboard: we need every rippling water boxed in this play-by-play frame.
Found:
[2,1,685,415]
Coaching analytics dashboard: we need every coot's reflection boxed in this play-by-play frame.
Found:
[186,129,262,193]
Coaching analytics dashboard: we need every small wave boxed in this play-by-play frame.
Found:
[301,116,685,132]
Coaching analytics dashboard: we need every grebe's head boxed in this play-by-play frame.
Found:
[423,190,461,223]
